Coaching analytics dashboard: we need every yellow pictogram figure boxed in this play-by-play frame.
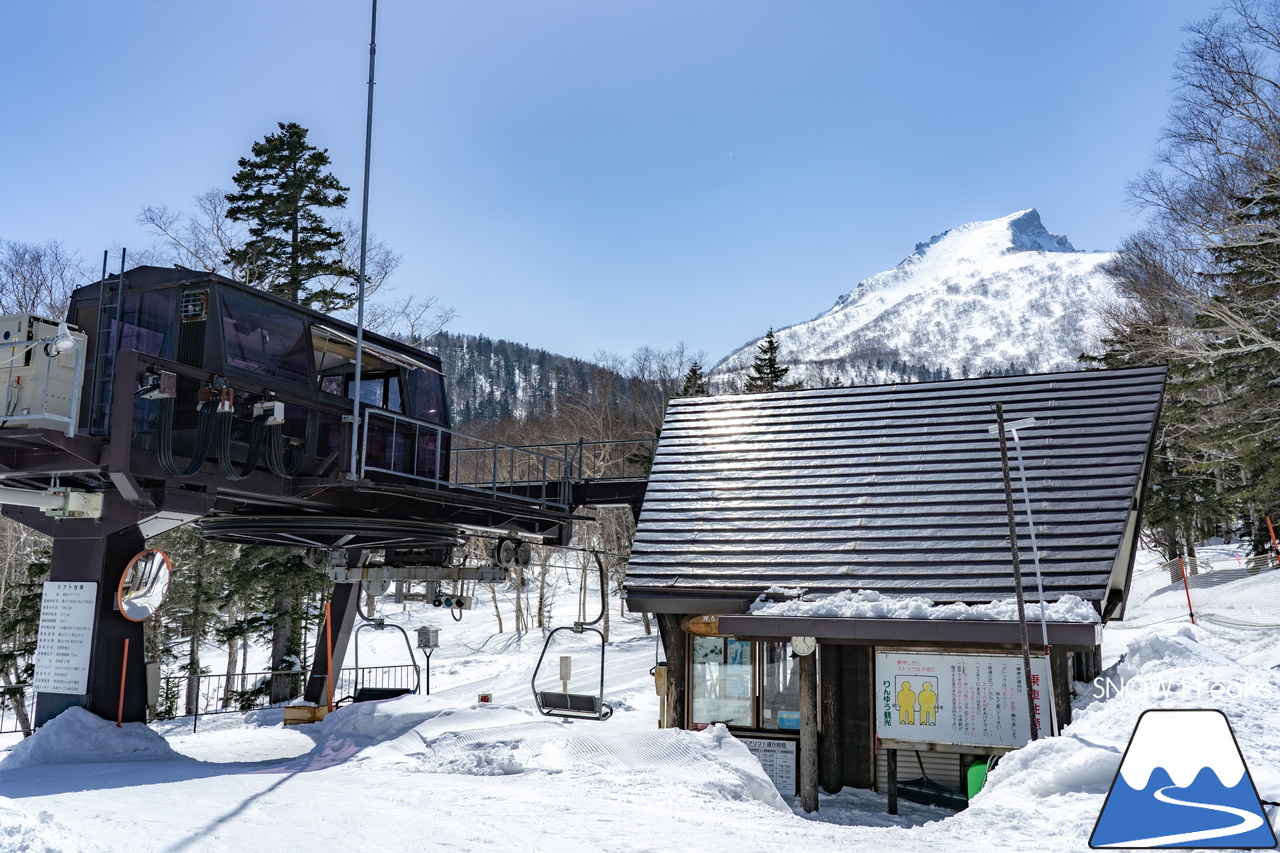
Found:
[919,681,938,725]
[897,681,917,725]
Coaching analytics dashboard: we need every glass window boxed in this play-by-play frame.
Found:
[403,368,447,425]
[221,290,311,384]
[691,637,754,729]
[114,291,177,358]
[760,642,800,731]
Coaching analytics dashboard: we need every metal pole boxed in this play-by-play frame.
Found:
[326,601,335,712]
[347,0,378,479]
[1179,556,1197,625]
[1009,428,1050,655]
[117,638,130,728]
[993,403,1039,741]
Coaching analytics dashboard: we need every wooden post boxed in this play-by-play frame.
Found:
[799,649,819,812]
[656,614,687,728]
[819,645,843,794]
[887,748,898,815]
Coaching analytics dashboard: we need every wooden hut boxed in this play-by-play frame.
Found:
[622,365,1166,804]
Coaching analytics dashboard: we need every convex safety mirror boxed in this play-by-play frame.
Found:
[116,549,172,621]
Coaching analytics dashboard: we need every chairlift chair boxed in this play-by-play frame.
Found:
[339,582,423,705]
[531,552,613,721]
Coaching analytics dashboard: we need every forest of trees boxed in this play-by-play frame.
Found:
[1086,0,1280,562]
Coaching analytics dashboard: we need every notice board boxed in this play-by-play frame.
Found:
[33,582,98,695]
[739,737,797,796]
[875,650,1055,749]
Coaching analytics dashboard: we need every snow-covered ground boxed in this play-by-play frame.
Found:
[2,547,1279,852]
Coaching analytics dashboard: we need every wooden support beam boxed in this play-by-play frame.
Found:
[819,645,843,794]
[887,748,898,815]
[656,613,687,728]
[799,649,819,812]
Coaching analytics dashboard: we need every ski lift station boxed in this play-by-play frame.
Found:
[2,266,1170,812]
[2,265,646,730]
[622,365,1166,809]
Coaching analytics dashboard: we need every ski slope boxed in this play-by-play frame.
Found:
[1,548,1278,852]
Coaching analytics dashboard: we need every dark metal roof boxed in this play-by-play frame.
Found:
[623,365,1166,614]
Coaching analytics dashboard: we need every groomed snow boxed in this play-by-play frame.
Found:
[750,588,1101,623]
[0,547,1276,852]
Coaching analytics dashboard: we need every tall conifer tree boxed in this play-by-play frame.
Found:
[744,329,801,392]
[225,122,357,311]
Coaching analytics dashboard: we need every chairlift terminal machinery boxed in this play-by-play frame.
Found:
[0,265,648,727]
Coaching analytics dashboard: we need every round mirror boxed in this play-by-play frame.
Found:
[117,549,172,621]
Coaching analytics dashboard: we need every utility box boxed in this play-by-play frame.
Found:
[416,627,439,650]
[0,314,86,432]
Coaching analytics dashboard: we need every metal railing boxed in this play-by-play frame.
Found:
[0,685,34,735]
[155,664,421,723]
[359,409,657,511]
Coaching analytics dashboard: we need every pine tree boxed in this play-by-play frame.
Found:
[744,329,801,392]
[679,361,709,396]
[225,122,357,311]
[1198,170,1280,550]
[0,548,48,735]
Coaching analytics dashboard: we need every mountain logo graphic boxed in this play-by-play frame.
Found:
[1090,709,1277,848]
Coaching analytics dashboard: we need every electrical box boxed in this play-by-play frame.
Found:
[416,627,439,649]
[0,314,86,432]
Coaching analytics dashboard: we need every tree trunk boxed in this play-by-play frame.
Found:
[0,667,31,737]
[269,570,297,704]
[487,583,504,633]
[184,556,204,716]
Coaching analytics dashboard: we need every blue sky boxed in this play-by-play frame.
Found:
[0,1,1223,362]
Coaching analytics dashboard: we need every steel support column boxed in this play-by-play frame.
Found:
[34,526,148,727]
[304,582,361,704]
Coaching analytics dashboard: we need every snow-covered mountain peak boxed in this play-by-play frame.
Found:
[714,210,1117,388]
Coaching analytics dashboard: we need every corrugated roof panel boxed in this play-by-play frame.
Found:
[623,365,1165,609]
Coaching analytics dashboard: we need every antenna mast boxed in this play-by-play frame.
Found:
[348,0,378,479]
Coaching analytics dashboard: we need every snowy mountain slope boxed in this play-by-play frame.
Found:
[713,209,1117,388]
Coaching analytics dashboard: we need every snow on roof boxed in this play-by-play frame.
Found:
[749,589,1101,623]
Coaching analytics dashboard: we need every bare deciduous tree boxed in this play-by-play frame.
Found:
[0,238,86,319]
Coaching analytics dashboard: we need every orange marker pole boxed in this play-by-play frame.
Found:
[117,638,130,727]
[325,601,334,713]
[1179,556,1196,625]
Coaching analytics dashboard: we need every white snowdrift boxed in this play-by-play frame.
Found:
[304,696,789,812]
[0,706,181,771]
[750,588,1100,623]
[0,795,85,853]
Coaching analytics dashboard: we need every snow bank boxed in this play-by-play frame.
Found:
[0,796,87,853]
[925,622,1280,849]
[301,696,789,812]
[750,589,1100,623]
[0,706,181,771]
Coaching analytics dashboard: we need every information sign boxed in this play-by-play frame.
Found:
[740,737,797,796]
[33,582,98,695]
[875,650,1055,749]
